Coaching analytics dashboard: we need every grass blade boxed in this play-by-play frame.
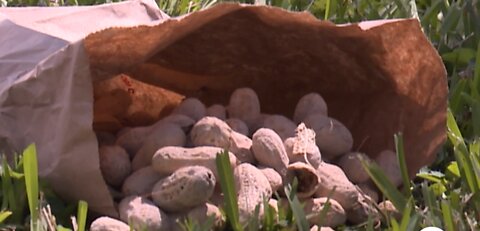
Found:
[447,109,480,194]
[473,40,480,95]
[324,0,330,20]
[359,155,407,212]
[23,143,39,230]
[283,181,309,231]
[441,200,455,231]
[394,133,411,198]
[0,211,12,223]
[215,150,242,231]
[76,200,88,231]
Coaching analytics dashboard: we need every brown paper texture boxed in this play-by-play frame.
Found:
[1,2,447,217]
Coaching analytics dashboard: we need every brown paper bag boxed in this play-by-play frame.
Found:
[86,3,447,179]
[0,2,447,217]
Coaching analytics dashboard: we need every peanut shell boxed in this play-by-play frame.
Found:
[119,196,170,231]
[152,166,216,212]
[152,146,238,180]
[191,116,254,163]
[99,145,131,187]
[252,128,289,175]
[294,92,328,123]
[315,162,358,210]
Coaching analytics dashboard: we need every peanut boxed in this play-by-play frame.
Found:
[99,145,131,187]
[294,93,328,123]
[96,132,116,146]
[262,115,297,141]
[152,166,216,212]
[172,97,207,121]
[375,150,402,187]
[234,163,272,224]
[259,166,283,192]
[116,126,152,157]
[173,203,225,231]
[284,123,322,169]
[206,104,227,120]
[209,191,225,208]
[303,197,346,228]
[225,118,249,136]
[303,114,353,159]
[90,216,130,231]
[315,162,358,210]
[252,128,289,175]
[151,146,238,180]
[227,87,261,130]
[337,152,371,184]
[285,162,320,198]
[118,196,170,231]
[160,114,195,133]
[378,200,401,220]
[357,183,379,203]
[346,192,379,224]
[190,116,254,163]
[250,113,270,135]
[122,166,166,196]
[310,226,335,231]
[132,122,186,170]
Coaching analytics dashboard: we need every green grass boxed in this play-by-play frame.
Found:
[0,145,89,231]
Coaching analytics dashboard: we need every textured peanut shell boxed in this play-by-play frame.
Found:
[284,123,322,169]
[160,114,195,132]
[225,118,249,136]
[337,152,371,184]
[294,93,328,123]
[152,166,216,212]
[284,137,318,168]
[252,128,289,175]
[175,203,225,230]
[315,162,358,210]
[152,146,238,180]
[303,198,346,228]
[262,115,297,141]
[122,166,166,196]
[206,104,227,120]
[118,196,170,231]
[259,166,283,192]
[346,192,379,224]
[378,200,401,220]
[172,97,207,121]
[132,122,186,170]
[190,116,254,163]
[99,145,131,187]
[310,226,335,231]
[90,216,130,231]
[357,183,379,203]
[227,88,261,129]
[375,150,403,187]
[303,114,353,159]
[234,163,272,224]
[285,162,320,198]
[116,126,152,157]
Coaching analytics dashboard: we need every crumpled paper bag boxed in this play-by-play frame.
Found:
[0,0,167,217]
[0,1,447,217]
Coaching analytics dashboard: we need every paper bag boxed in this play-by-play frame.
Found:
[0,2,447,217]
[0,0,168,217]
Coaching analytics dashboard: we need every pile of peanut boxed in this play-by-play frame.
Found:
[91,88,402,231]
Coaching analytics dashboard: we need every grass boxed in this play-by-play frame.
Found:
[0,145,88,231]
[1,0,479,230]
